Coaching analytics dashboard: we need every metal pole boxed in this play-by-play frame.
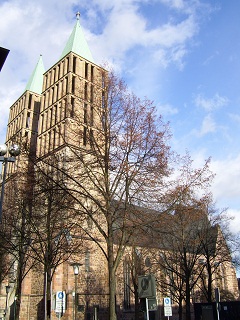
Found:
[94,307,97,320]
[216,303,220,320]
[0,159,8,222]
[146,298,149,320]
[215,288,220,320]
[72,291,75,320]
[74,274,77,320]
[44,271,47,320]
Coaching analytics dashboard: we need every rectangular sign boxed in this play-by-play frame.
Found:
[138,275,156,298]
[55,291,66,313]
[148,298,158,311]
[164,306,172,316]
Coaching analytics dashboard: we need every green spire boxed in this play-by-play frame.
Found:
[60,12,94,62]
[25,55,45,94]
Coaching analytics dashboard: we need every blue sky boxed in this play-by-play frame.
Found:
[1,0,240,233]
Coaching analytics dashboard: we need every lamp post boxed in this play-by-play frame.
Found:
[71,263,82,320]
[5,285,11,320]
[0,144,20,222]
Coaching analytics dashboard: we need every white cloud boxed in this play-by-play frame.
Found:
[194,93,229,111]
[210,154,240,234]
[0,0,210,145]
[228,209,240,234]
[199,114,216,136]
[210,155,240,201]
[185,150,240,235]
[157,103,178,116]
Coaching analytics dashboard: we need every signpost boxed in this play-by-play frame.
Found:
[138,275,157,320]
[164,297,172,319]
[55,291,66,319]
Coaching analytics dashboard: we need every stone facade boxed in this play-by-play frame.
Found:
[0,16,239,320]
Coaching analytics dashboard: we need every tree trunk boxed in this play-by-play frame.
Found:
[15,290,22,320]
[207,266,213,303]
[15,249,25,320]
[134,287,140,320]
[44,269,52,320]
[14,275,23,320]
[107,232,117,320]
[185,278,191,320]
[178,296,183,320]
[109,266,117,320]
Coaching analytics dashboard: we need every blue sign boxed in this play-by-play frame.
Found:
[58,292,64,299]
[56,291,66,313]
[164,297,171,306]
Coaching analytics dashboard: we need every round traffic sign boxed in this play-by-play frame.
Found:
[58,292,64,299]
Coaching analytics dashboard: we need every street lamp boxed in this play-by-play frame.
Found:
[0,144,20,222]
[71,262,82,320]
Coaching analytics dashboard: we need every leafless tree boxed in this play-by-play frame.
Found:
[35,68,173,320]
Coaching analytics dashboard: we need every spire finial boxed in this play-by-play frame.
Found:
[76,12,80,21]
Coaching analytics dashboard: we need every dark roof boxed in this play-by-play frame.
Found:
[111,200,219,254]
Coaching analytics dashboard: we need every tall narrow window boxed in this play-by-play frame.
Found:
[40,114,44,133]
[64,99,67,118]
[51,87,54,104]
[28,94,32,109]
[65,76,69,94]
[72,76,75,94]
[83,127,87,146]
[53,68,56,82]
[26,112,31,128]
[54,105,58,124]
[71,97,75,117]
[83,103,87,146]
[45,75,48,89]
[50,108,53,126]
[66,57,69,72]
[42,94,46,109]
[85,62,88,79]
[73,56,77,73]
[58,64,61,79]
[56,84,59,101]
[84,82,88,100]
[53,128,56,150]
[90,105,93,127]
[84,103,87,125]
[90,84,93,103]
[91,65,94,82]
[48,131,51,152]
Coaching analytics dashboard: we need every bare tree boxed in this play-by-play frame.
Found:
[3,68,218,320]
[195,201,240,303]
[1,157,84,320]
[0,173,38,320]
[35,68,172,320]
[146,155,214,320]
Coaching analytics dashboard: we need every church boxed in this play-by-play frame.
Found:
[0,13,239,320]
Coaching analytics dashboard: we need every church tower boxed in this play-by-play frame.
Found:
[2,13,107,320]
[5,12,104,165]
[5,55,45,175]
[37,12,104,159]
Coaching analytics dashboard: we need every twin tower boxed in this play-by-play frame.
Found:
[6,14,104,174]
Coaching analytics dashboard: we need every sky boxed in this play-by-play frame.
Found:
[0,0,240,234]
